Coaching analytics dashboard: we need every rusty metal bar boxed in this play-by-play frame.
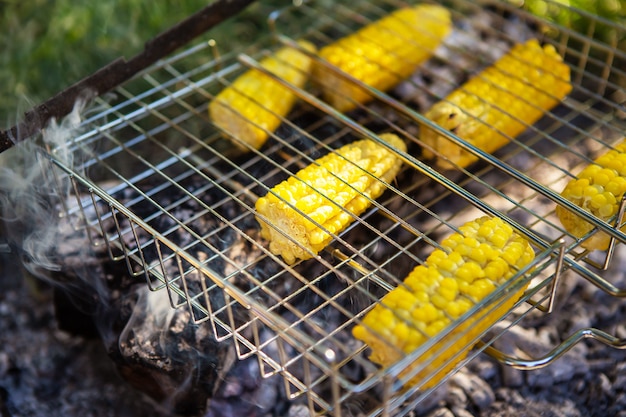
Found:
[0,0,257,153]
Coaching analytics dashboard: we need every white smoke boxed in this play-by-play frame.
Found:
[0,95,231,414]
[119,283,181,356]
[0,97,88,276]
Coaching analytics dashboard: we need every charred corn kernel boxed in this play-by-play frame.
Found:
[353,216,534,389]
[209,40,316,151]
[313,5,451,112]
[255,133,406,264]
[421,39,572,169]
[556,139,626,251]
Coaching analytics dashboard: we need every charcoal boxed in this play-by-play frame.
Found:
[10,167,626,417]
[483,395,585,417]
[52,286,100,338]
[494,387,526,407]
[613,372,626,391]
[2,16,625,414]
[45,228,230,415]
[205,357,282,417]
[467,360,498,382]
[35,173,360,415]
[107,286,228,415]
[445,385,468,409]
[30,185,236,414]
[615,392,626,410]
[287,404,311,417]
[500,363,525,388]
[449,371,495,411]
[426,408,455,417]
[526,343,589,388]
[0,259,168,417]
[449,407,474,417]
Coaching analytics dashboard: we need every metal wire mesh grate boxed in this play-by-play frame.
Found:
[34,0,625,414]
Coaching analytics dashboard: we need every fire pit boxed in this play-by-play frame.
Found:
[1,0,625,416]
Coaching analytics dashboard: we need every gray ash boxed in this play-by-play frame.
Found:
[206,357,283,417]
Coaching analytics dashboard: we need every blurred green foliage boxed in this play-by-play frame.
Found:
[0,0,289,125]
[520,0,625,46]
[2,0,623,127]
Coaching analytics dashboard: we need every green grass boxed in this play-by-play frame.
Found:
[0,0,289,126]
[2,0,622,128]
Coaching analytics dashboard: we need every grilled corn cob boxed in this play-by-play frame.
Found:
[313,4,451,113]
[255,133,406,264]
[421,39,572,169]
[352,216,534,388]
[209,40,316,151]
[556,139,626,251]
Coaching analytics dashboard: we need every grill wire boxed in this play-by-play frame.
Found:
[34,0,625,415]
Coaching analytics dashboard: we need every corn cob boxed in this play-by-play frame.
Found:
[209,40,316,151]
[556,139,626,251]
[421,39,572,170]
[352,216,534,388]
[313,4,451,113]
[255,133,406,264]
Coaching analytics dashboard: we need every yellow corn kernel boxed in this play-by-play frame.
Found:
[421,39,572,169]
[255,133,406,264]
[556,139,626,251]
[209,40,316,151]
[352,216,534,389]
[313,4,451,112]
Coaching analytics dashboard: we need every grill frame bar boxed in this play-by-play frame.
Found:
[24,0,626,414]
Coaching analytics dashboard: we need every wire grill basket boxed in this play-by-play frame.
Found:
[26,0,626,415]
